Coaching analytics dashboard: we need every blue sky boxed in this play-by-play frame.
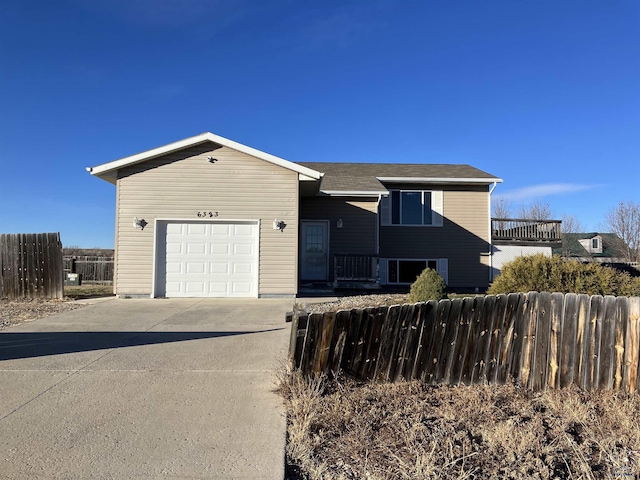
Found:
[1,0,638,248]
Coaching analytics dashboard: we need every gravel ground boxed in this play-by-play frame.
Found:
[298,293,410,314]
[0,298,86,329]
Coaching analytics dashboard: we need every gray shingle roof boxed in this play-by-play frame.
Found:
[297,162,501,193]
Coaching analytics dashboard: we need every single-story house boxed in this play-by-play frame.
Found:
[88,132,502,298]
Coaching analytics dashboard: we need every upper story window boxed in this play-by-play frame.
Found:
[381,190,443,226]
[592,238,599,249]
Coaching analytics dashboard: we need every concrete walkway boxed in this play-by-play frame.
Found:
[0,298,293,479]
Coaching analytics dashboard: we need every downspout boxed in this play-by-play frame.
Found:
[488,182,498,284]
[376,194,381,255]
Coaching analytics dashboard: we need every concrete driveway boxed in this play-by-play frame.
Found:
[0,298,293,479]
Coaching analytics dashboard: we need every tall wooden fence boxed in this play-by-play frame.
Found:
[0,233,64,299]
[289,292,640,393]
[63,256,114,284]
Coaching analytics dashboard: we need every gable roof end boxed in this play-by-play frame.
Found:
[86,132,323,183]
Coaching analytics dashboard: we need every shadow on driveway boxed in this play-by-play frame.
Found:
[0,329,284,361]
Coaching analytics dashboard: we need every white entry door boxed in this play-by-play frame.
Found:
[300,221,328,281]
[158,221,258,298]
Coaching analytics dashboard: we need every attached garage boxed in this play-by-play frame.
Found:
[153,220,259,298]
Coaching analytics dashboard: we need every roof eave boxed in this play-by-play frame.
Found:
[377,177,503,184]
[87,132,322,181]
[319,190,388,197]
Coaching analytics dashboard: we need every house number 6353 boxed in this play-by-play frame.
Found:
[197,211,219,218]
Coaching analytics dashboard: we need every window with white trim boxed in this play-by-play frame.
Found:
[380,190,443,226]
[386,258,448,284]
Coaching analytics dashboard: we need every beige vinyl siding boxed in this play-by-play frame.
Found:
[300,196,378,280]
[380,184,491,289]
[115,144,298,295]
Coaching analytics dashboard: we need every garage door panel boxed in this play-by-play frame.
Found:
[231,282,253,294]
[185,282,206,294]
[160,221,258,298]
[166,243,183,254]
[211,224,230,235]
[186,262,206,274]
[187,243,206,255]
[233,263,253,274]
[208,282,229,295]
[166,223,184,234]
[234,224,255,236]
[234,244,254,256]
[188,224,207,235]
[210,244,229,255]
[166,262,183,274]
[210,263,229,274]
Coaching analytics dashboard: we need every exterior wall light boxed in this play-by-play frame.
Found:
[337,219,343,229]
[133,217,148,230]
[273,219,287,232]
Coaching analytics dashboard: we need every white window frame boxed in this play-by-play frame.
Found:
[380,190,443,227]
[383,258,448,285]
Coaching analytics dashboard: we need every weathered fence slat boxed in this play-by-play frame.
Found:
[362,307,388,379]
[313,312,336,375]
[575,294,591,390]
[351,309,372,376]
[403,303,426,381]
[438,298,463,385]
[460,297,484,385]
[413,301,438,381]
[388,304,414,382]
[548,292,564,389]
[301,313,322,376]
[518,292,540,388]
[531,292,552,391]
[327,310,350,374]
[450,297,475,385]
[487,294,508,385]
[424,300,451,384]
[626,297,640,393]
[497,293,520,384]
[559,293,579,388]
[613,297,628,390]
[374,306,400,382]
[599,296,618,390]
[475,295,497,385]
[589,295,604,389]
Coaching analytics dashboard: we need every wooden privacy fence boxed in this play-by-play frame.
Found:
[0,233,64,299]
[63,256,114,284]
[289,292,640,393]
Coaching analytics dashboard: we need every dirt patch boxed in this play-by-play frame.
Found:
[278,372,640,479]
[0,298,86,329]
[298,293,410,314]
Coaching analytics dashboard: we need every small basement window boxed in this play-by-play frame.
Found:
[388,259,438,284]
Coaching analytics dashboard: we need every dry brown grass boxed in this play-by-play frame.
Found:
[0,286,113,329]
[278,370,640,479]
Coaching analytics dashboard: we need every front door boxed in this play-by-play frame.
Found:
[300,221,328,281]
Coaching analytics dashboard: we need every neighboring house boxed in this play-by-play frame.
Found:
[88,132,502,298]
[554,233,629,263]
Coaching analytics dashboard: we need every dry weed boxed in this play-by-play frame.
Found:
[279,370,640,479]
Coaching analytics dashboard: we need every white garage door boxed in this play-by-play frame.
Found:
[161,221,258,298]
